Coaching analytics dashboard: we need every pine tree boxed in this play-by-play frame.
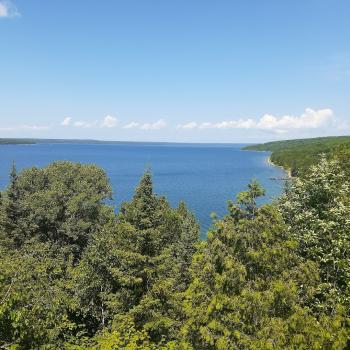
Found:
[181,182,348,349]
[227,179,265,221]
[2,163,23,247]
[73,171,199,343]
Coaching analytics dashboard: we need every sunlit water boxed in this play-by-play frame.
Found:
[0,142,286,238]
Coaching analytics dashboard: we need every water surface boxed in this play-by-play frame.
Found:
[0,143,286,237]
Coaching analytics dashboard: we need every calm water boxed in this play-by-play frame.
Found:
[0,143,286,237]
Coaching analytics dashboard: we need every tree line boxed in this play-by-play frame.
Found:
[1,151,350,349]
[244,135,350,176]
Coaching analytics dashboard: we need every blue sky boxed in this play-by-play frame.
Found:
[1,0,350,143]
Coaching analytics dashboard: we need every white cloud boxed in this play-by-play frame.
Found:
[101,115,118,128]
[215,119,256,129]
[63,115,118,129]
[62,116,167,131]
[74,121,97,128]
[177,122,198,130]
[122,119,167,130]
[198,122,213,129]
[0,1,20,18]
[123,122,140,129]
[177,108,334,133]
[256,108,333,130]
[140,119,166,130]
[61,117,71,126]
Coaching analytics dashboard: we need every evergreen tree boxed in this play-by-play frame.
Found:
[227,179,265,221]
[72,171,199,344]
[2,159,350,349]
[1,163,23,247]
[1,161,113,257]
[181,183,348,349]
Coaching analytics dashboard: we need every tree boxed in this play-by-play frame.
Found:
[2,159,350,349]
[227,179,265,221]
[1,163,23,247]
[181,182,348,349]
[281,156,350,311]
[0,161,114,257]
[0,162,114,348]
[332,145,350,181]
[0,242,76,349]
[72,171,199,343]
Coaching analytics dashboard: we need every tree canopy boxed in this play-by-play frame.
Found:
[244,135,350,176]
[1,158,350,349]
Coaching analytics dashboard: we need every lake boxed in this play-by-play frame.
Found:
[0,142,286,237]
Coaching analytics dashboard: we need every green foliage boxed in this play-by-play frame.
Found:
[1,158,350,349]
[0,139,36,145]
[72,171,199,342]
[180,184,349,349]
[228,179,265,220]
[0,242,76,349]
[244,135,350,175]
[1,161,113,256]
[2,163,22,247]
[281,156,350,310]
[332,145,350,181]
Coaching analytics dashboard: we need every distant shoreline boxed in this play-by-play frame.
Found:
[267,155,292,178]
[0,138,253,146]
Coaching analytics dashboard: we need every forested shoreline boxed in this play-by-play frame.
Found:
[244,136,350,176]
[1,148,350,348]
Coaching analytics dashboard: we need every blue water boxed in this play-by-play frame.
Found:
[0,143,286,237]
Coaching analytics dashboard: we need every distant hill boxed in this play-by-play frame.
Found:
[0,138,116,145]
[0,138,180,145]
[243,136,350,175]
[0,138,37,145]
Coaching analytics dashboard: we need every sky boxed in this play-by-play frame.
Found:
[1,0,350,143]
